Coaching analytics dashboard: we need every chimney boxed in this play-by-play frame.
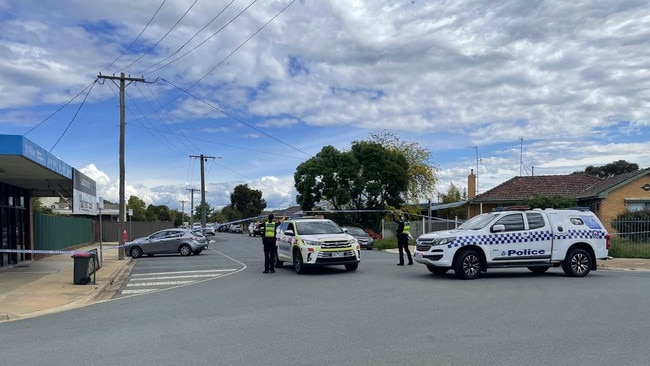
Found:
[468,169,476,199]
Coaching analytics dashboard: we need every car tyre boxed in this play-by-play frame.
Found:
[130,246,143,259]
[293,251,306,274]
[427,265,449,275]
[179,244,192,256]
[454,249,481,280]
[562,248,592,277]
[528,266,550,274]
[345,263,358,271]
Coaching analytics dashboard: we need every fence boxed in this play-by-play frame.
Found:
[33,214,93,252]
[609,218,650,258]
[98,221,174,242]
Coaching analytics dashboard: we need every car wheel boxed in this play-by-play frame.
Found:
[345,263,358,271]
[454,250,481,280]
[528,266,550,274]
[130,246,143,259]
[562,248,592,277]
[293,251,306,274]
[427,265,449,275]
[179,244,192,256]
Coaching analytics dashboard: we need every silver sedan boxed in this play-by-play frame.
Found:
[125,229,208,258]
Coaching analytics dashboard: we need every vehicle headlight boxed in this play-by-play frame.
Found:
[433,237,455,246]
[303,239,321,247]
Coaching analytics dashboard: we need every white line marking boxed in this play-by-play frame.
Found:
[130,274,223,281]
[121,289,158,294]
[130,269,236,277]
[126,281,195,287]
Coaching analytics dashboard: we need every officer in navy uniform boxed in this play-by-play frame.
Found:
[392,212,413,266]
[261,214,278,273]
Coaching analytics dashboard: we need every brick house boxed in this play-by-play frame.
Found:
[467,168,650,233]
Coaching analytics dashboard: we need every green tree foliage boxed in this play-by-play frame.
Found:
[145,204,175,222]
[294,142,408,229]
[611,210,650,242]
[576,160,639,178]
[523,195,577,209]
[32,198,54,215]
[221,206,243,222]
[127,195,147,221]
[369,130,438,204]
[437,183,468,220]
[192,201,214,222]
[229,184,266,219]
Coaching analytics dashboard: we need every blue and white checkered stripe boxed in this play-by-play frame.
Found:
[446,229,604,248]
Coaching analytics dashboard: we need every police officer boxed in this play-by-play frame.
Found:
[261,214,278,273]
[392,212,413,266]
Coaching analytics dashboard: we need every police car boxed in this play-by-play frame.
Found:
[275,218,361,274]
[414,208,610,279]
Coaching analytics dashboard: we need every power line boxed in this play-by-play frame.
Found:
[137,0,239,75]
[23,80,98,136]
[161,77,312,158]
[101,0,168,73]
[120,0,200,72]
[49,79,99,153]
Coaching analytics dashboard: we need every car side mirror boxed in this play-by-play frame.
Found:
[284,230,295,236]
[492,224,506,232]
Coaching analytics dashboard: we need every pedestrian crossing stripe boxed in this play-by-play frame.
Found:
[130,273,225,281]
[130,269,237,277]
[126,281,195,287]
[121,289,158,294]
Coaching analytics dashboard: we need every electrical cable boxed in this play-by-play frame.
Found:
[120,0,201,72]
[101,0,168,73]
[137,0,239,76]
[49,79,98,153]
[23,80,97,136]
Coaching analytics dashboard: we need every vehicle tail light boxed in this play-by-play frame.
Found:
[605,233,611,250]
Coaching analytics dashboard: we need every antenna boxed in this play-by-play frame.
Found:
[468,146,481,194]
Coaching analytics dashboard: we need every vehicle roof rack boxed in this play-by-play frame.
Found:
[492,205,530,212]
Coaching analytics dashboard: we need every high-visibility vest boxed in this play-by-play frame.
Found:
[265,222,276,238]
[402,221,410,234]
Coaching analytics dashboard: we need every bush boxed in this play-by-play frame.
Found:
[611,210,650,242]
[373,237,398,250]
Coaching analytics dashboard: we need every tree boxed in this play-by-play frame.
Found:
[294,142,408,228]
[192,201,214,222]
[229,184,266,219]
[523,195,577,209]
[126,196,147,221]
[32,198,54,215]
[146,204,175,222]
[369,130,438,205]
[437,183,467,220]
[578,160,639,178]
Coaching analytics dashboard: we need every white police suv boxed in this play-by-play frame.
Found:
[414,208,610,279]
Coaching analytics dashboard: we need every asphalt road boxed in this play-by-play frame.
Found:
[1,232,649,366]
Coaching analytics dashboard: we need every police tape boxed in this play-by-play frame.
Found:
[0,247,119,255]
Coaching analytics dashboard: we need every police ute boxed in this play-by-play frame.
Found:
[413,208,610,279]
[275,218,361,274]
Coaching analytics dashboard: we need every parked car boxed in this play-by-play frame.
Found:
[343,226,374,250]
[125,229,208,258]
[229,224,243,234]
[248,222,263,237]
[202,223,216,236]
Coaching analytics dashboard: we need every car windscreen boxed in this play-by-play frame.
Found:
[345,227,366,236]
[457,213,500,230]
[296,221,343,235]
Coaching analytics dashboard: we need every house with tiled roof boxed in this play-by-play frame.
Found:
[467,168,650,233]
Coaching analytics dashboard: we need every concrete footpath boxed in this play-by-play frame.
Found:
[0,242,133,323]
[0,244,648,323]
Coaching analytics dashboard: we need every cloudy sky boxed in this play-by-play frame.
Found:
[2,0,649,212]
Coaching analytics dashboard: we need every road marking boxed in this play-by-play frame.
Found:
[121,289,158,294]
[130,273,224,281]
[130,269,237,277]
[126,281,195,287]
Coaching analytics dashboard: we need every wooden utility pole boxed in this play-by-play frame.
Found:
[186,188,199,227]
[97,72,145,260]
[190,154,216,227]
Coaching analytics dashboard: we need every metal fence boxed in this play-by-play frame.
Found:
[609,218,650,258]
[98,221,174,242]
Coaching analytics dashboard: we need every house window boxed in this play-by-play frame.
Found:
[627,201,650,212]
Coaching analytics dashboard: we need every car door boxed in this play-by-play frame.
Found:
[163,230,184,253]
[525,212,553,262]
[487,213,530,262]
[144,230,169,254]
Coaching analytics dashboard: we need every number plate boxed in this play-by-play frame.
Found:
[415,252,423,258]
[333,252,343,257]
